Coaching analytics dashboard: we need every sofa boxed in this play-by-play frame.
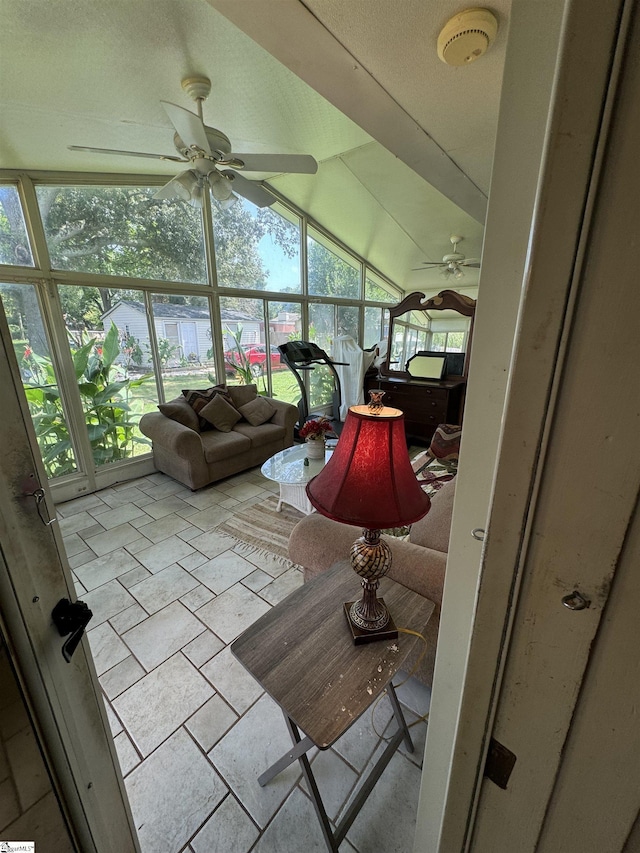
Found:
[288,477,455,688]
[139,383,298,490]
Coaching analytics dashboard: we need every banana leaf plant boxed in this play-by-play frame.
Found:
[21,322,153,478]
[223,325,255,385]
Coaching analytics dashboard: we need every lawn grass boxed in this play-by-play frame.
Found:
[131,366,301,416]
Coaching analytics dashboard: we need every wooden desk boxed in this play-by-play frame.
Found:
[231,562,434,851]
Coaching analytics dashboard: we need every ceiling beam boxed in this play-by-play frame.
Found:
[207,0,487,224]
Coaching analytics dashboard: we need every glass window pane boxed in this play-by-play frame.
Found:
[0,186,34,266]
[365,270,400,303]
[266,301,301,406]
[337,305,359,341]
[219,296,267,389]
[308,303,336,411]
[0,283,77,478]
[36,186,206,283]
[150,294,217,399]
[308,303,334,354]
[446,331,466,352]
[391,323,406,367]
[307,228,360,299]
[431,332,446,351]
[363,306,390,349]
[213,199,301,293]
[58,284,156,468]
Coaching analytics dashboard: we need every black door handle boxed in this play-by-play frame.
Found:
[51,598,93,662]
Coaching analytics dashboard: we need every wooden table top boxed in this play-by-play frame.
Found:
[231,561,435,749]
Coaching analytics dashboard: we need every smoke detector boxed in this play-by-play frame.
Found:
[437,8,498,66]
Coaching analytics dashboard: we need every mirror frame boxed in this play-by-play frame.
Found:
[379,289,477,381]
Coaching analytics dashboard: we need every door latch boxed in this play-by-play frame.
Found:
[51,598,93,662]
[561,590,591,611]
[484,737,517,789]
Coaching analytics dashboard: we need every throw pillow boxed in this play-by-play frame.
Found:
[200,393,242,432]
[238,396,276,426]
[227,383,258,409]
[182,385,233,430]
[158,397,201,432]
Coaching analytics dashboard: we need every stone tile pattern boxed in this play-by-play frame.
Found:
[0,643,74,849]
[58,468,429,853]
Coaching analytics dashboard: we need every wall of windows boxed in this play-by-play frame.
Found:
[0,174,402,498]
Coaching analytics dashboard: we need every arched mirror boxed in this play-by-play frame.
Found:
[380,289,476,381]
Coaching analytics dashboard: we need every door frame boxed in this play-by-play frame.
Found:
[0,297,140,851]
[416,0,634,849]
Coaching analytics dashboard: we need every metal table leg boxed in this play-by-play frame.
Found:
[258,693,414,852]
[258,729,315,787]
[284,714,339,853]
[387,682,414,752]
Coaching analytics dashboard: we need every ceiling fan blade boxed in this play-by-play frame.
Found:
[229,152,318,174]
[222,170,275,207]
[412,262,444,270]
[68,145,186,163]
[460,259,481,267]
[161,101,211,154]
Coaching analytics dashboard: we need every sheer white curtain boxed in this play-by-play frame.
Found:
[333,336,376,420]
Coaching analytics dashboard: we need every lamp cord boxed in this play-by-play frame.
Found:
[370,627,430,739]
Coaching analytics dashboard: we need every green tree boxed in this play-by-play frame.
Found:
[35,186,207,283]
[307,240,359,299]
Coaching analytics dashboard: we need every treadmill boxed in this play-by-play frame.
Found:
[278,341,347,438]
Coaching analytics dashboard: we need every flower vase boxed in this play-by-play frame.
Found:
[305,437,325,460]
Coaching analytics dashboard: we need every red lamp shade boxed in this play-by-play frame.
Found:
[306,405,431,530]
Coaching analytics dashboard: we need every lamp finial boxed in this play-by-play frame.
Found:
[367,389,385,414]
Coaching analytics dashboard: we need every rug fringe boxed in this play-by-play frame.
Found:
[228,537,301,570]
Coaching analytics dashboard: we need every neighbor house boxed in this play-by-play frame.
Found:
[102,300,261,368]
[0,1,637,852]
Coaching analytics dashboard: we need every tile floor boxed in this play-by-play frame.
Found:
[58,466,431,853]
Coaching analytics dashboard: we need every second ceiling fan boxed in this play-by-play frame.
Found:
[414,235,480,279]
[69,75,318,209]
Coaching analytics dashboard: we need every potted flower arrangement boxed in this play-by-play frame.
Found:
[299,417,334,458]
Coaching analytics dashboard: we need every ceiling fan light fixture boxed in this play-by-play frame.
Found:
[172,170,199,202]
[208,170,235,202]
[220,194,239,210]
[188,179,206,209]
[437,8,498,66]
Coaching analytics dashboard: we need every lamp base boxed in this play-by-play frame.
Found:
[343,600,399,645]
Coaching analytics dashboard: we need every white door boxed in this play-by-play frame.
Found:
[418,0,640,849]
[0,301,140,851]
[180,321,198,360]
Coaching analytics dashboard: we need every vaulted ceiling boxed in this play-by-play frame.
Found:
[0,0,511,294]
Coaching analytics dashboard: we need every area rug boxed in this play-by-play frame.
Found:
[217,494,305,561]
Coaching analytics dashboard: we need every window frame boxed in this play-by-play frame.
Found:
[0,169,404,499]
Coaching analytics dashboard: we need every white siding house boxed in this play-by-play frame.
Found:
[101,300,260,367]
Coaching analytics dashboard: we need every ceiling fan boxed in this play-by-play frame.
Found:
[68,75,318,209]
[413,235,480,280]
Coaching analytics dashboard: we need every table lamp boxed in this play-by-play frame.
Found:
[306,397,431,643]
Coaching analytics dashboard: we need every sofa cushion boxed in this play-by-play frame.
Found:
[200,429,251,463]
[182,385,234,431]
[227,383,258,409]
[233,421,286,447]
[409,477,455,552]
[238,396,275,426]
[200,394,242,432]
[158,396,200,432]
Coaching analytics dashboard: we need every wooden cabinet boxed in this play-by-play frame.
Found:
[364,374,465,445]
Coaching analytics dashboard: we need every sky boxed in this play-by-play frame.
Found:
[258,233,301,292]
